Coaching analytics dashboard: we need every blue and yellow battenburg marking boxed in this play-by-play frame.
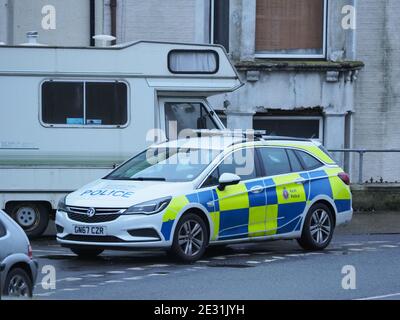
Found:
[160,166,351,242]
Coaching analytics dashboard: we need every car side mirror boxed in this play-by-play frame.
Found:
[218,173,241,191]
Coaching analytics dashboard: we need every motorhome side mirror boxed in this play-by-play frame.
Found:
[218,173,241,191]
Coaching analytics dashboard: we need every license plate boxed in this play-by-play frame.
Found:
[73,225,107,236]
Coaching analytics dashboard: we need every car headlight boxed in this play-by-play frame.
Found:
[124,197,171,215]
[58,195,68,212]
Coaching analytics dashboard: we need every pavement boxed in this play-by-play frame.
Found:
[26,212,400,300]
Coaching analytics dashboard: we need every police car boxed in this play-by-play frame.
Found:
[56,133,352,262]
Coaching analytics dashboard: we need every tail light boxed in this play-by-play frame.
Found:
[338,172,350,185]
[28,244,33,260]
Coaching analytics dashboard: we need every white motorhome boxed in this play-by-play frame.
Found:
[0,40,242,237]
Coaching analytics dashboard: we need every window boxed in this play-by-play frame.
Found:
[253,116,323,140]
[0,220,6,238]
[295,150,323,170]
[168,50,219,74]
[287,149,304,172]
[258,147,291,176]
[41,81,128,126]
[211,0,230,52]
[255,0,326,58]
[202,148,260,188]
[164,102,218,137]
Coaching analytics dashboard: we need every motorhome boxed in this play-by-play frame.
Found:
[0,40,242,237]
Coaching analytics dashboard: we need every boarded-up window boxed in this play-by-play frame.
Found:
[256,0,325,55]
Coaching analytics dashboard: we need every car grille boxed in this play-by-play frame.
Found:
[66,206,126,223]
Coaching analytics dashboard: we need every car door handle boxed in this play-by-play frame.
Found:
[250,186,264,194]
[294,178,306,185]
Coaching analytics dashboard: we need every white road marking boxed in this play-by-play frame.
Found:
[80,285,97,288]
[264,259,277,263]
[348,248,365,252]
[367,240,389,244]
[83,274,104,278]
[107,270,126,274]
[356,292,400,300]
[271,256,285,260]
[212,256,226,260]
[104,280,124,283]
[147,264,170,268]
[147,273,168,277]
[380,245,398,248]
[197,260,210,263]
[246,261,261,264]
[254,252,270,255]
[192,266,207,270]
[126,267,144,271]
[34,292,55,297]
[342,243,363,247]
[124,276,143,281]
[61,288,80,291]
[64,277,82,282]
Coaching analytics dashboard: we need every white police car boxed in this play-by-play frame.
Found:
[56,134,352,262]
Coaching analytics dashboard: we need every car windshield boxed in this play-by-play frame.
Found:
[105,147,221,182]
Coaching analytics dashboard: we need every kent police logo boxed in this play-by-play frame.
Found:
[283,188,289,200]
[86,207,96,217]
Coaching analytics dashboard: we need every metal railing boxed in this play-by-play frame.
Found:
[329,149,400,184]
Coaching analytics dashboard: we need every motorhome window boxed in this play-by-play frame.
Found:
[168,50,219,74]
[41,81,128,126]
[86,82,127,125]
[164,102,218,137]
[42,82,84,125]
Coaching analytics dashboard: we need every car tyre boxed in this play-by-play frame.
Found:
[10,202,49,239]
[297,203,334,251]
[170,213,208,263]
[3,268,33,298]
[70,247,104,258]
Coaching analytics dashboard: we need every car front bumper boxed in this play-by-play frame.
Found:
[55,210,171,250]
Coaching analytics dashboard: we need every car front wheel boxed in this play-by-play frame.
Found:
[297,203,334,251]
[3,268,33,298]
[170,213,208,263]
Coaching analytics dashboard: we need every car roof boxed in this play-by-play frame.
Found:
[153,136,246,151]
[152,134,334,164]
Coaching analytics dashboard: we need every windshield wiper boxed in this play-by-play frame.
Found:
[129,177,166,181]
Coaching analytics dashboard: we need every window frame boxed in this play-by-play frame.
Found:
[253,115,324,142]
[39,79,130,129]
[210,0,230,52]
[198,146,264,189]
[295,149,324,171]
[254,0,328,59]
[167,49,220,75]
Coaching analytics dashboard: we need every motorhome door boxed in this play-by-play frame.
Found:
[158,98,225,139]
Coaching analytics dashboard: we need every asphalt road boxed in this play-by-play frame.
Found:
[28,233,400,300]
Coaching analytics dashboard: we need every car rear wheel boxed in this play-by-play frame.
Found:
[297,203,334,251]
[10,202,50,238]
[170,213,208,263]
[3,268,33,298]
[70,247,104,258]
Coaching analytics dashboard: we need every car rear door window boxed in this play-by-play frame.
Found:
[287,149,304,172]
[258,147,291,176]
[295,150,323,170]
[201,148,260,188]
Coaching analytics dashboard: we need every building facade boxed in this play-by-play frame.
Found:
[1,0,399,182]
